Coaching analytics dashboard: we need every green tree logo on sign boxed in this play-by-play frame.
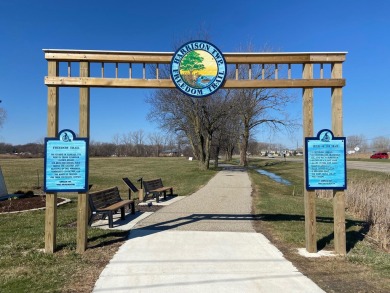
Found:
[180,51,205,85]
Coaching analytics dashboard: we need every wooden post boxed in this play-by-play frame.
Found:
[332,63,346,256]
[138,188,144,202]
[77,61,90,254]
[45,61,59,253]
[303,63,317,253]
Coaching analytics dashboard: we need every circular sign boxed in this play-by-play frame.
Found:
[59,129,75,142]
[170,40,227,98]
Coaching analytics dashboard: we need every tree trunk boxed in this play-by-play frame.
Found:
[204,132,212,170]
[187,135,199,160]
[239,125,250,166]
[196,132,208,170]
[225,145,234,161]
[214,146,220,168]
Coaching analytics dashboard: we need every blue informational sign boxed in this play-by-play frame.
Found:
[44,129,89,193]
[305,129,347,190]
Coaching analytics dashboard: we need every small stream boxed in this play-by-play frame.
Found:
[256,169,291,185]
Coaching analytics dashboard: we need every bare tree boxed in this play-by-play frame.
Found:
[227,53,296,166]
[121,132,133,156]
[131,129,145,156]
[231,84,294,166]
[147,88,234,169]
[347,135,368,153]
[372,136,390,152]
[112,133,122,157]
[148,132,165,157]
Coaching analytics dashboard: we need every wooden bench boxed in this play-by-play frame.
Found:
[143,178,173,203]
[88,186,135,228]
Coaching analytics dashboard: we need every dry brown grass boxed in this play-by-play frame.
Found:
[347,153,373,159]
[316,177,390,251]
[346,177,390,250]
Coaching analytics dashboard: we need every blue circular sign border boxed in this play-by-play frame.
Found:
[170,40,227,98]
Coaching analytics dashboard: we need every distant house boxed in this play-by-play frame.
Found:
[160,149,180,157]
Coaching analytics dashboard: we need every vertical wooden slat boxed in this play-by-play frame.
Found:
[101,62,104,78]
[261,64,265,79]
[156,64,159,80]
[77,61,90,254]
[67,62,71,77]
[288,64,291,79]
[331,62,346,256]
[235,64,238,80]
[302,63,317,253]
[248,64,252,80]
[320,63,324,79]
[79,62,90,137]
[115,62,118,78]
[275,64,278,79]
[45,60,59,254]
[143,63,146,79]
[129,63,132,79]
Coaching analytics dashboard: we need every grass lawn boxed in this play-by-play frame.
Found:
[0,157,217,293]
[249,158,390,292]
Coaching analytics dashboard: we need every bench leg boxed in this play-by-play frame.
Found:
[108,211,114,228]
[129,202,135,214]
[88,213,95,226]
[155,192,159,203]
[163,190,167,200]
[120,207,125,220]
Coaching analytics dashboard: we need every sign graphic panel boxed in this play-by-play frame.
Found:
[44,129,88,192]
[305,129,346,190]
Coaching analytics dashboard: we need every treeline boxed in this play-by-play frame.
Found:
[0,143,44,157]
[0,138,289,159]
[0,135,194,158]
[347,135,390,153]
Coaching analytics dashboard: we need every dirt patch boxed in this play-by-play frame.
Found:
[0,196,163,214]
[136,203,164,213]
[62,234,127,293]
[0,194,65,213]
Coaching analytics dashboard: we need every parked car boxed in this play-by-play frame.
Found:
[370,152,389,159]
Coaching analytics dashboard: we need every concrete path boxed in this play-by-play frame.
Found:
[93,166,325,293]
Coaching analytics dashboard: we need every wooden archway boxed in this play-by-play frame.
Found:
[44,49,346,254]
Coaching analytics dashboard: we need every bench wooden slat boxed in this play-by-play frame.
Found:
[151,186,172,193]
[99,199,134,211]
[89,186,135,228]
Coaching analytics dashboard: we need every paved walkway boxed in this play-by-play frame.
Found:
[93,166,325,293]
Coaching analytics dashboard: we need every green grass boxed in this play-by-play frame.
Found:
[0,157,217,292]
[249,159,390,278]
[1,157,217,198]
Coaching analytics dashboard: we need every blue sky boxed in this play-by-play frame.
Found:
[0,0,389,148]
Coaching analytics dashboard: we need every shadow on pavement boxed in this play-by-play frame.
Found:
[127,212,367,253]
